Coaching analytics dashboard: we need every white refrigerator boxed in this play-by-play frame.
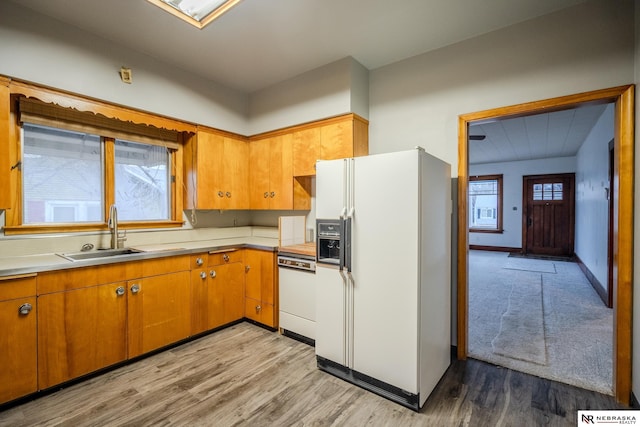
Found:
[315,148,451,410]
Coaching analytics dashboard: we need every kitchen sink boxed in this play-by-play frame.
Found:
[57,247,143,262]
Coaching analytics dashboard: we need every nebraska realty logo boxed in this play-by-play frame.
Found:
[579,411,639,425]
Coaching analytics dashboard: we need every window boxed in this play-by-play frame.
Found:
[23,124,103,224]
[533,183,564,201]
[115,139,170,221]
[469,174,503,233]
[21,124,174,227]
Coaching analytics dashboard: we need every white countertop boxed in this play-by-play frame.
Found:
[0,236,279,278]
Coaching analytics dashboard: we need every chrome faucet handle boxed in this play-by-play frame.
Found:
[116,230,127,248]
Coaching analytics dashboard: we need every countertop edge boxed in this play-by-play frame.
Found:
[0,239,279,278]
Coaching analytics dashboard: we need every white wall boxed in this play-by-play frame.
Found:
[248,57,369,135]
[0,2,249,135]
[575,104,614,293]
[469,157,576,249]
[369,0,634,171]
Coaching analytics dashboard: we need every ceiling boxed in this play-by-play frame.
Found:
[468,103,611,165]
[9,0,603,165]
[10,0,587,94]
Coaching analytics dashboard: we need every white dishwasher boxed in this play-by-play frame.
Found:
[278,253,316,345]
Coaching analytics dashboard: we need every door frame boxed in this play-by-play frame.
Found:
[456,85,634,404]
[522,173,575,257]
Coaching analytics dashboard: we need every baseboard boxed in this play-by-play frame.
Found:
[469,245,521,253]
[574,254,609,307]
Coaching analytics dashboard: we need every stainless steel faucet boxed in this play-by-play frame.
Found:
[108,204,126,249]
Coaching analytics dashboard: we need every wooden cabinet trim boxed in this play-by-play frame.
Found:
[249,113,368,141]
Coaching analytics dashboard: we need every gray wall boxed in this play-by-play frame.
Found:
[0,2,249,135]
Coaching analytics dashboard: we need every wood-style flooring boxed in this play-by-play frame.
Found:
[0,322,626,426]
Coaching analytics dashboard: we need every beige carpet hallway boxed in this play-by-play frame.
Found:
[468,250,613,395]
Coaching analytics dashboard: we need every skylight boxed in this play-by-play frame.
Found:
[147,0,242,29]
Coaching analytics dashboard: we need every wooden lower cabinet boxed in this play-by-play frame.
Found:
[127,270,191,358]
[37,281,127,389]
[244,249,277,328]
[0,275,37,404]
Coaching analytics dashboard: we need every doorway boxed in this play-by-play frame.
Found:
[456,85,634,404]
[522,173,575,257]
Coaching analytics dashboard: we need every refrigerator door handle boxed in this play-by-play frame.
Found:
[339,217,346,271]
[343,217,352,272]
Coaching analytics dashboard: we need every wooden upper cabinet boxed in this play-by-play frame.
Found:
[291,114,369,177]
[292,127,321,177]
[249,134,294,210]
[0,78,11,209]
[184,128,249,210]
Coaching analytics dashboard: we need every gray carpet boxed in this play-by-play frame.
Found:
[468,250,613,395]
[491,273,546,365]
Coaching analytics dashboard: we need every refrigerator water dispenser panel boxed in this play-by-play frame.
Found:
[316,219,342,266]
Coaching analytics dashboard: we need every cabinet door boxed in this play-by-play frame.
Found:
[223,136,249,209]
[269,134,293,210]
[0,295,37,404]
[127,271,191,358]
[38,282,127,389]
[249,138,272,209]
[320,120,354,161]
[244,249,276,327]
[196,131,225,210]
[292,127,320,176]
[210,262,244,325]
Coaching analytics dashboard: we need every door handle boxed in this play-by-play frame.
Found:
[527,217,532,227]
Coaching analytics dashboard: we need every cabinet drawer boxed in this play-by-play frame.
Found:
[38,264,126,294]
[0,274,36,300]
[190,253,208,270]
[131,255,190,277]
[208,249,243,266]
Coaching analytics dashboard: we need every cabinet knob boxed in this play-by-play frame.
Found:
[255,305,261,313]
[245,265,251,273]
[18,303,32,315]
[130,284,141,294]
[210,270,217,278]
[223,254,229,262]
[218,191,224,198]
[270,192,275,198]
[195,257,204,266]
[263,192,269,198]
[200,271,207,280]
[226,191,231,198]
[115,286,125,296]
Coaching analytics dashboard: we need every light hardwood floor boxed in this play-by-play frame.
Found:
[0,322,625,426]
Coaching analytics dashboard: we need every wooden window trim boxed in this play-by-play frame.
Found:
[4,78,190,235]
[468,174,503,233]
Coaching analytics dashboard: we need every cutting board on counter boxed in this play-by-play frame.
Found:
[278,242,316,257]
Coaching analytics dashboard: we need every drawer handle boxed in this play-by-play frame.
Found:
[195,257,204,266]
[115,286,125,296]
[223,254,229,262]
[18,303,32,315]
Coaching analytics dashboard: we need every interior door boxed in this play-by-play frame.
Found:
[523,173,575,257]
